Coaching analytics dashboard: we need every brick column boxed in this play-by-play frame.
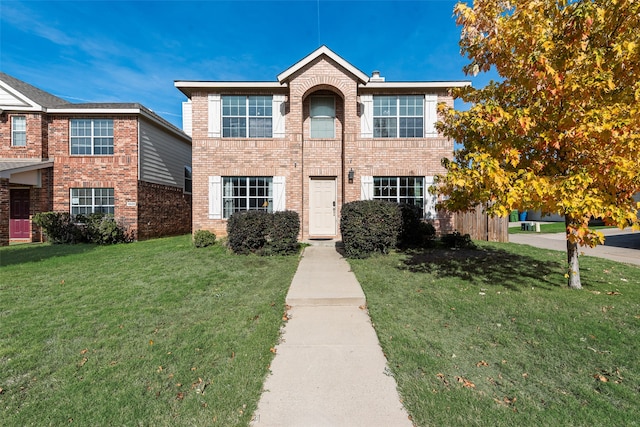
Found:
[0,178,9,246]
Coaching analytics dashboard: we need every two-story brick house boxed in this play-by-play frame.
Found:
[0,72,192,246]
[176,46,469,240]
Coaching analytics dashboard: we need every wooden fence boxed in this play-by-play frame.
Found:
[451,205,509,243]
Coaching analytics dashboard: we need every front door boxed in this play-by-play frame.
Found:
[309,178,337,237]
[10,189,31,239]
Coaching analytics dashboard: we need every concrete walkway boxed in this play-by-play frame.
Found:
[509,226,640,266]
[251,242,412,427]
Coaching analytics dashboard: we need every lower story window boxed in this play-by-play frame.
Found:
[373,176,424,215]
[71,188,114,215]
[223,177,273,219]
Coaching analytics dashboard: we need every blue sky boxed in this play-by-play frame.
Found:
[0,0,498,129]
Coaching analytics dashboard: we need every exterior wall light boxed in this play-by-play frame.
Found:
[348,168,354,183]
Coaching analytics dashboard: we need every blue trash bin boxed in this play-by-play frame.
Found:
[519,211,528,221]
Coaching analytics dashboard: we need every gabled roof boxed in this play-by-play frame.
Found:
[277,45,370,84]
[0,158,55,178]
[0,72,70,111]
[0,72,189,142]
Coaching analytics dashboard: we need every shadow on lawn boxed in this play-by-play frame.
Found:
[0,243,97,267]
[398,245,564,291]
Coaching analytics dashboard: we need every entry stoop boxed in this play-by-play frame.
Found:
[285,244,366,307]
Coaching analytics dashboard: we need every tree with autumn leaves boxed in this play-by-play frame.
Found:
[436,0,640,289]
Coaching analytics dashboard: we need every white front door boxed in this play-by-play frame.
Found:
[309,178,337,237]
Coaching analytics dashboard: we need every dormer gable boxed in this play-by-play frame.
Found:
[0,72,70,112]
[277,45,370,85]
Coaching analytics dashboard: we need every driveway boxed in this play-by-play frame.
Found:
[509,227,640,266]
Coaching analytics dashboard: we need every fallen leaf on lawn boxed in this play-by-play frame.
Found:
[455,376,475,388]
[157,366,163,372]
[80,349,88,355]
[78,357,88,367]
[476,360,489,367]
[149,340,154,346]
[594,374,608,382]
[270,347,277,354]
[176,392,184,400]
[590,290,601,295]
[607,291,621,296]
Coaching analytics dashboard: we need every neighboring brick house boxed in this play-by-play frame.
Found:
[0,72,192,246]
[176,46,469,240]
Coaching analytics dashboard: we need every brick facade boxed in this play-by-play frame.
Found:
[182,47,465,240]
[0,178,9,246]
[0,72,192,246]
[50,115,141,237]
[138,181,192,240]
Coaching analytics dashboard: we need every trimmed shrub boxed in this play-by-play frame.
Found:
[32,211,130,245]
[193,229,217,248]
[264,211,300,255]
[441,231,474,249]
[32,212,83,244]
[418,221,437,246]
[340,200,402,258]
[227,210,300,255]
[397,203,423,247]
[79,213,130,245]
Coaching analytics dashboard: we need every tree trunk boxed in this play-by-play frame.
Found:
[565,216,582,289]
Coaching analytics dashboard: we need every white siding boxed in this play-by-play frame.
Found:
[139,118,192,189]
[208,94,221,138]
[182,100,192,137]
[0,86,30,107]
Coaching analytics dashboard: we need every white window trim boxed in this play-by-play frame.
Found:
[310,96,336,139]
[69,119,114,156]
[70,188,115,215]
[208,176,285,220]
[11,116,27,147]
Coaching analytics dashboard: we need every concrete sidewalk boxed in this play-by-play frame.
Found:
[509,227,640,266]
[251,242,412,427]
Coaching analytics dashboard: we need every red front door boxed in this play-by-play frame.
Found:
[10,189,31,239]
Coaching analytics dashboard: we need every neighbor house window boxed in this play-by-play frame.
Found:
[70,119,114,155]
[310,96,335,138]
[222,96,272,138]
[222,177,273,219]
[373,177,424,215]
[184,166,192,194]
[71,188,114,215]
[373,95,424,138]
[12,116,26,146]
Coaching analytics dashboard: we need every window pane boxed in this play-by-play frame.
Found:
[311,117,335,138]
[399,118,423,138]
[373,96,396,116]
[222,177,273,218]
[223,117,246,137]
[249,118,272,138]
[310,97,335,117]
[374,118,397,138]
[71,188,114,215]
[12,116,27,146]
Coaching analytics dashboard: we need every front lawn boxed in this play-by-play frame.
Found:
[0,236,299,426]
[349,242,640,426]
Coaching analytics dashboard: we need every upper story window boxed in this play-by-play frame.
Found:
[310,96,335,138]
[373,95,424,138]
[70,119,114,155]
[11,116,26,146]
[222,95,272,138]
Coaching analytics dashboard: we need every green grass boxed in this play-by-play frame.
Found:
[0,235,300,426]
[509,222,612,234]
[348,242,640,427]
